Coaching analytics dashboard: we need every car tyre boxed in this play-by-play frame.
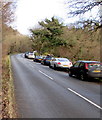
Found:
[80,73,86,81]
[43,61,46,65]
[49,63,52,68]
[69,71,72,77]
[54,64,57,70]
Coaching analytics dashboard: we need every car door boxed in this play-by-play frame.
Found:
[78,62,85,75]
[71,62,80,75]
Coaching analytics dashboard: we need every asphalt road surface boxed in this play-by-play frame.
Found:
[11,54,101,118]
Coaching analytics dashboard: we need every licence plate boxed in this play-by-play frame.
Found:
[93,70,101,72]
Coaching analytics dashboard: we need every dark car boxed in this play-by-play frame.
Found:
[34,56,43,62]
[41,55,53,65]
[69,60,102,80]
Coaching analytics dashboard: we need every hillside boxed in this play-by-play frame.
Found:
[58,27,101,61]
[1,24,31,118]
[2,24,32,56]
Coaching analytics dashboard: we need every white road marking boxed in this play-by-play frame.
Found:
[20,57,101,110]
[39,70,53,80]
[68,88,102,110]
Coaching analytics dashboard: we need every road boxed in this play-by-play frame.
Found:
[11,54,101,118]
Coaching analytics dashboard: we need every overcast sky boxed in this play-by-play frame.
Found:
[15,0,76,35]
[14,0,99,35]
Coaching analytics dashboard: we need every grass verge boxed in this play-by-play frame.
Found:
[1,55,17,118]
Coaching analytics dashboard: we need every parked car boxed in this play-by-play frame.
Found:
[41,55,53,65]
[49,58,72,69]
[24,52,29,58]
[27,52,35,59]
[34,56,43,62]
[69,60,102,80]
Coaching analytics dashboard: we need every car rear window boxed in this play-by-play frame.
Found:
[38,56,42,59]
[57,58,69,62]
[29,53,33,55]
[46,57,52,60]
[88,63,101,68]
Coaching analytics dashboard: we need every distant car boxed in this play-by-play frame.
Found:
[27,52,35,59]
[34,56,43,62]
[41,55,53,65]
[49,58,72,69]
[69,60,102,80]
[24,52,29,58]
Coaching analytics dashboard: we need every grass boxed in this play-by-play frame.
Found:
[1,55,17,118]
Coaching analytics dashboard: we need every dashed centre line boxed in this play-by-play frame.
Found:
[68,88,102,110]
[24,58,101,111]
[39,70,53,80]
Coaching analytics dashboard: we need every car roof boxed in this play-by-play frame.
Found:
[46,56,52,58]
[55,58,69,60]
[56,58,67,59]
[77,60,100,63]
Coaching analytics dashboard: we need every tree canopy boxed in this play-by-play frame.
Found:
[30,17,67,53]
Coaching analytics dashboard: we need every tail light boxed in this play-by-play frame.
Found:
[69,62,72,65]
[57,62,61,65]
[85,63,89,69]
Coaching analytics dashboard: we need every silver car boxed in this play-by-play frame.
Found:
[49,58,73,69]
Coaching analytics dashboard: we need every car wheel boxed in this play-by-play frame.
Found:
[54,64,57,70]
[69,71,72,77]
[49,63,52,68]
[80,73,86,81]
[44,61,46,65]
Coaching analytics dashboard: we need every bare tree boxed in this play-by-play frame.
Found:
[66,0,102,15]
[1,1,16,24]
[65,0,102,29]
